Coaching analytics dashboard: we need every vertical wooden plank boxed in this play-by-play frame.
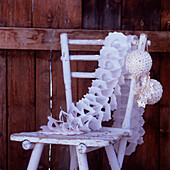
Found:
[0,0,8,26]
[3,0,34,169]
[122,0,161,169]
[0,0,31,27]
[0,1,7,169]
[82,1,121,169]
[35,51,50,169]
[0,50,7,170]
[160,1,170,169]
[32,0,55,167]
[83,0,121,30]
[82,0,99,29]
[33,0,81,28]
[7,50,35,170]
[36,51,50,129]
[51,52,66,118]
[160,53,170,170]
[0,1,32,169]
[99,0,121,30]
[32,1,53,168]
[161,0,170,31]
[50,51,70,170]
[122,0,161,30]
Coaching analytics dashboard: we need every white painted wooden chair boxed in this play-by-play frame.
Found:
[10,33,148,170]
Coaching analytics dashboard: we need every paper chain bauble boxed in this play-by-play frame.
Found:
[126,50,163,108]
[126,49,152,77]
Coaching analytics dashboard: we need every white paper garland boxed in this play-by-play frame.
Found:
[56,32,132,132]
[41,32,149,155]
[112,79,145,155]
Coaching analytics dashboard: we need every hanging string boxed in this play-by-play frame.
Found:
[49,50,52,170]
[50,50,53,116]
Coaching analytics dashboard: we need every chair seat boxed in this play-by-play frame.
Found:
[10,127,132,147]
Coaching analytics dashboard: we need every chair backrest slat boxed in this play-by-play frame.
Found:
[70,55,100,61]
[71,72,96,79]
[68,39,104,45]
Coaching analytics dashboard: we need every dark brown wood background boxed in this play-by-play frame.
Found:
[0,0,169,169]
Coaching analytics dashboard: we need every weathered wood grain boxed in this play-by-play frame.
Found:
[0,50,7,170]
[7,50,35,170]
[122,0,161,169]
[36,52,50,129]
[160,1,170,169]
[0,27,169,52]
[35,51,51,169]
[0,0,31,27]
[82,0,99,29]
[33,0,81,29]
[0,0,168,169]
[122,0,161,31]
[161,0,170,30]
[4,1,35,170]
[33,2,57,169]
[160,53,170,170]
[0,2,8,169]
[83,0,121,30]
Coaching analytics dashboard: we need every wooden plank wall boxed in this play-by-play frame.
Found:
[122,1,161,170]
[0,0,169,170]
[160,1,170,170]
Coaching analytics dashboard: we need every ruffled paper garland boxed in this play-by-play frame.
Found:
[41,32,137,132]
[112,79,145,155]
[41,32,149,155]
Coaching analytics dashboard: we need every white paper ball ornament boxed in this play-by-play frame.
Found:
[147,79,163,105]
[126,49,152,77]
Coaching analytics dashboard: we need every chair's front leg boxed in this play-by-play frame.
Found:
[105,144,120,170]
[76,144,89,170]
[27,143,44,170]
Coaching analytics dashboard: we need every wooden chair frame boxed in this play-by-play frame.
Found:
[10,32,148,170]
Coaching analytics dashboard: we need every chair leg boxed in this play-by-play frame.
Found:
[27,143,44,170]
[117,137,127,168]
[76,145,89,170]
[70,146,78,170]
[105,144,120,170]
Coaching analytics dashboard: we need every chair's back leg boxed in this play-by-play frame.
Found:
[117,34,148,168]
[60,33,78,170]
[60,33,73,111]
[70,145,78,170]
[105,144,120,170]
